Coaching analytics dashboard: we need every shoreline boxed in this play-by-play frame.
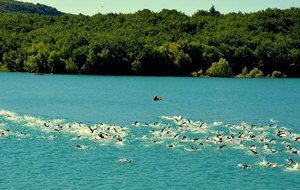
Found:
[0,71,295,78]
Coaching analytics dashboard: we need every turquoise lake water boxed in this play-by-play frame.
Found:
[0,72,300,189]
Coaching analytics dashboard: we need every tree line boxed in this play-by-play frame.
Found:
[0,7,299,77]
[0,0,63,16]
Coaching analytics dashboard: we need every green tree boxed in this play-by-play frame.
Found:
[191,68,204,77]
[2,50,23,71]
[209,5,220,16]
[24,42,49,73]
[0,6,299,77]
[206,58,232,77]
[65,58,78,73]
[242,66,248,76]
[48,51,65,73]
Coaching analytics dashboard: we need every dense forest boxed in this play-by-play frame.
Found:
[0,2,299,77]
[0,0,63,15]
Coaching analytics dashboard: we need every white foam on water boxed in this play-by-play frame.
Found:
[258,159,278,168]
[285,163,300,171]
[15,132,30,138]
[2,110,300,172]
[0,109,129,146]
[0,122,6,127]
[269,118,279,123]
[48,135,57,140]
[212,121,223,126]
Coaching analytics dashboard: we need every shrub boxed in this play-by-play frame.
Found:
[191,69,204,77]
[0,63,9,72]
[272,71,283,78]
[206,58,232,77]
[245,68,264,78]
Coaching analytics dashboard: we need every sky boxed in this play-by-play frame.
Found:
[18,0,300,16]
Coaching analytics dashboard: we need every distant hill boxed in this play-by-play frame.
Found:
[0,0,64,16]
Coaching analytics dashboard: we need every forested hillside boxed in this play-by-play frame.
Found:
[0,0,63,16]
[0,6,299,77]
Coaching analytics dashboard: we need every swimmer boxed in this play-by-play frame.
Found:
[238,132,243,138]
[249,145,257,151]
[237,164,251,170]
[48,135,57,140]
[198,122,205,128]
[264,143,277,154]
[215,137,223,143]
[181,136,187,141]
[269,138,276,143]
[54,128,62,132]
[286,157,299,169]
[259,137,264,142]
[173,134,179,139]
[266,162,278,168]
[184,147,198,152]
[16,132,28,138]
[98,132,105,139]
[270,148,277,154]
[88,126,97,133]
[117,158,132,164]
[239,141,244,147]
[141,135,148,141]
[0,129,9,136]
[264,143,270,150]
[290,149,300,155]
[218,145,226,150]
[249,135,256,139]
[134,121,140,126]
[113,128,118,133]
[115,136,123,142]
[161,127,167,133]
[259,160,278,168]
[75,145,88,150]
[249,149,258,155]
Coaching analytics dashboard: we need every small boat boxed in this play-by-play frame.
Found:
[153,96,163,101]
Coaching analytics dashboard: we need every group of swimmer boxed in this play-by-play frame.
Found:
[44,121,129,151]
[1,109,300,170]
[132,115,300,170]
[0,128,29,138]
[0,110,129,149]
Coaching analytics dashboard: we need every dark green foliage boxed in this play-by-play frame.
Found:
[0,0,63,16]
[209,5,220,16]
[0,6,299,77]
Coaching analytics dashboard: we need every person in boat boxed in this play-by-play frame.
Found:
[153,96,163,101]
